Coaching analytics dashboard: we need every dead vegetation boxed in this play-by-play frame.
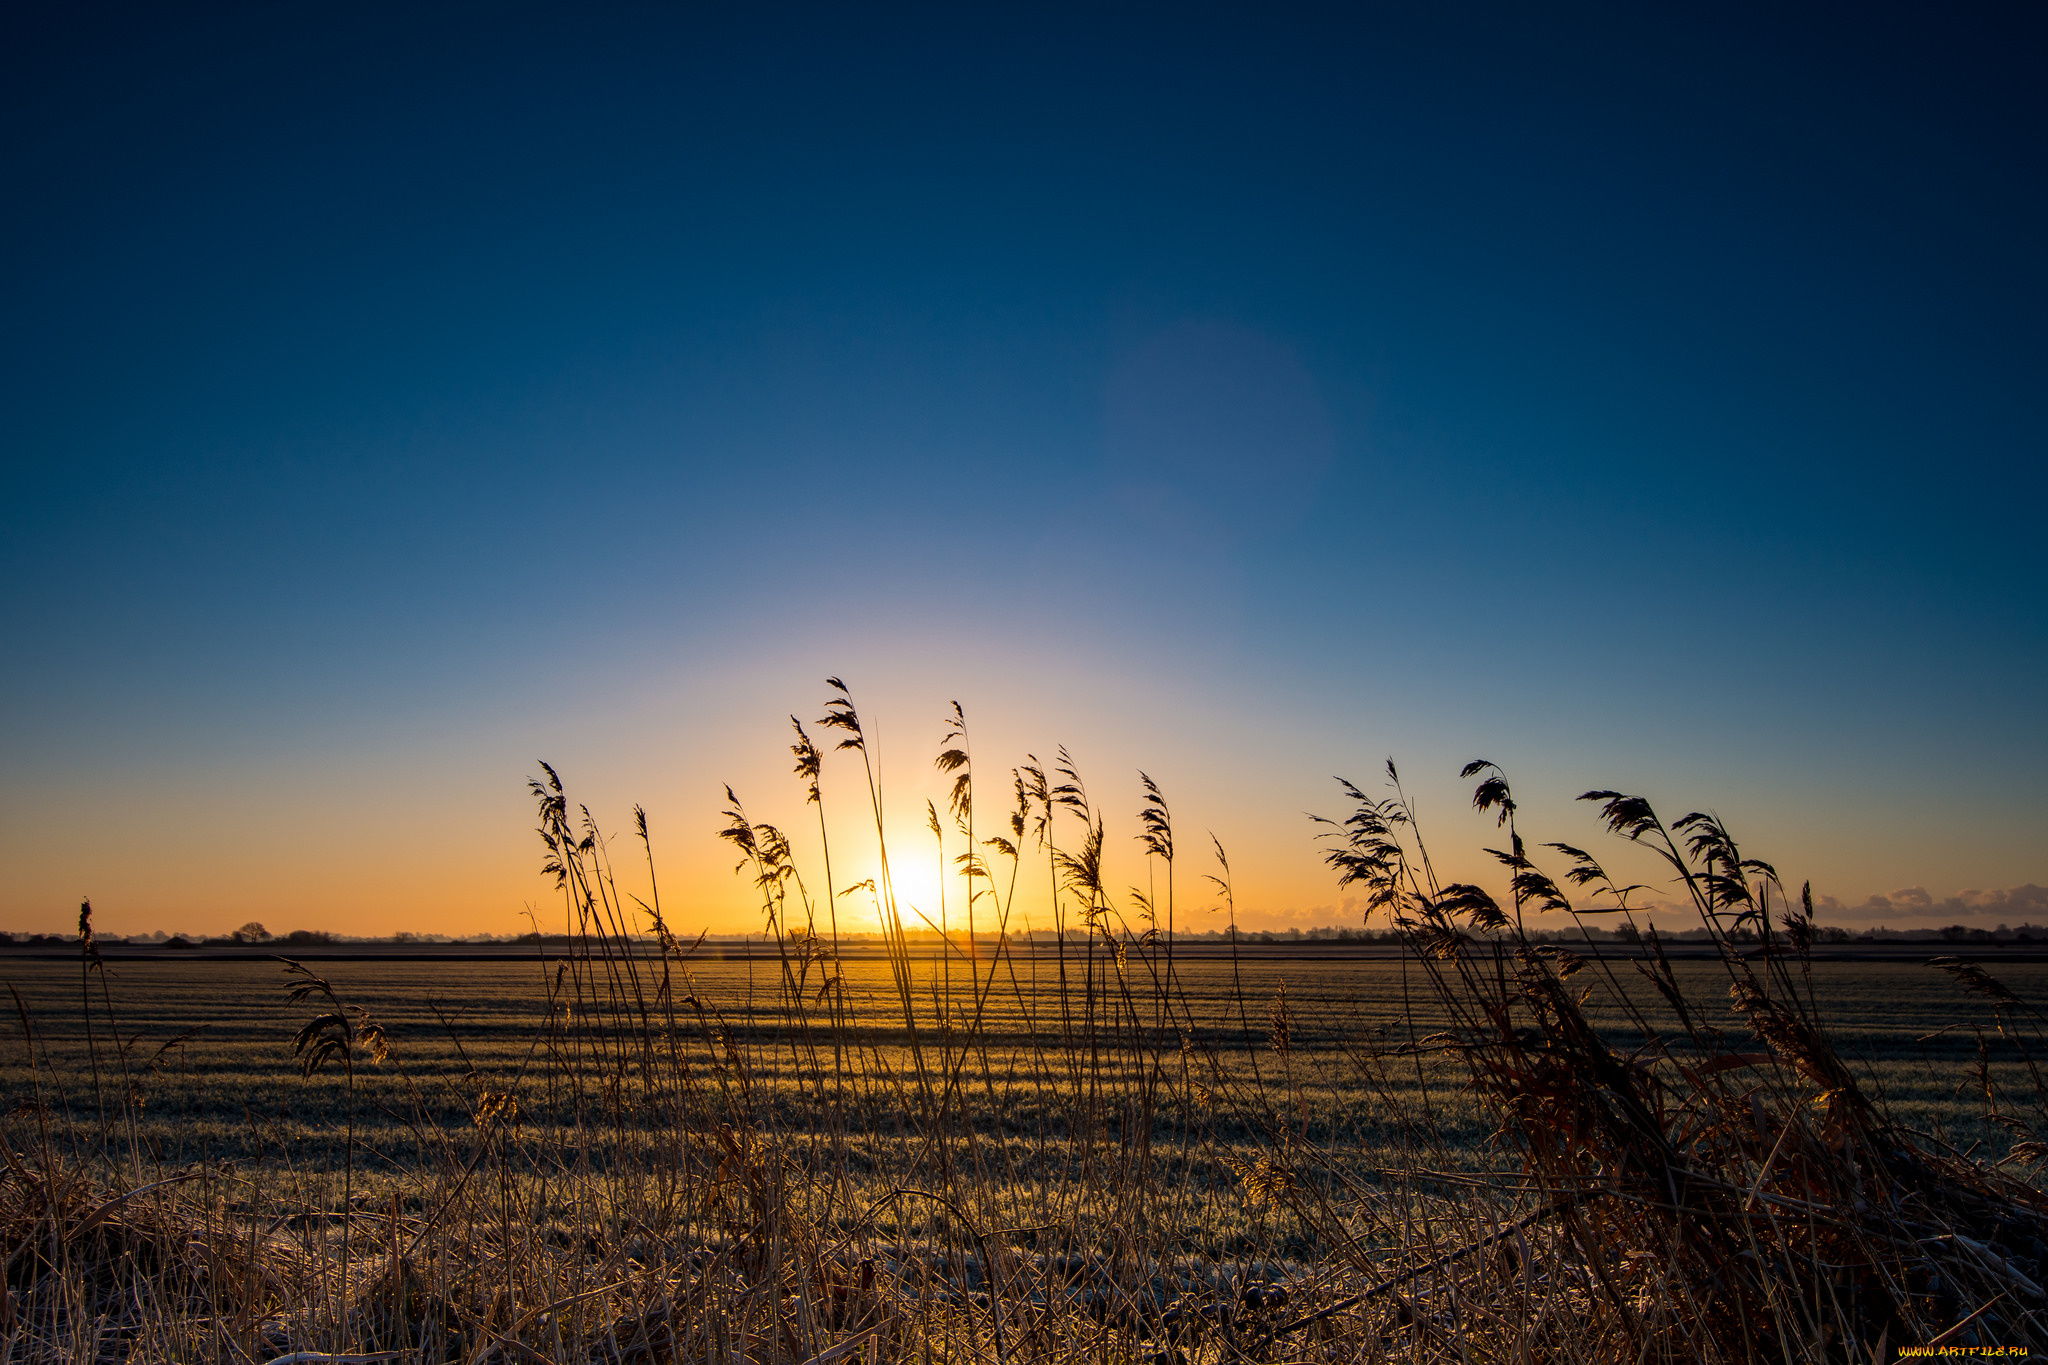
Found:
[7,683,2048,1361]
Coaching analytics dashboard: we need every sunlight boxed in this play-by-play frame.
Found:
[818,806,991,939]
[890,854,947,931]
[833,850,949,936]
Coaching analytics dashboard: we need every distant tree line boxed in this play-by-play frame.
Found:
[6,922,2044,949]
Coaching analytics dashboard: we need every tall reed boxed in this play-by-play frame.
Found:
[4,683,2046,1362]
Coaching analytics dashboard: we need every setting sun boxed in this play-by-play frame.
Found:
[5,6,2046,1358]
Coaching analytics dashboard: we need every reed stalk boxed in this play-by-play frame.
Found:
[5,684,2047,1362]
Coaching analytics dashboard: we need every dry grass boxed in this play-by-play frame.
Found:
[6,684,2048,1362]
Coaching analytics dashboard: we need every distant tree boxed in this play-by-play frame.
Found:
[163,936,194,950]
[232,922,270,943]
[282,929,334,946]
[1941,925,1969,943]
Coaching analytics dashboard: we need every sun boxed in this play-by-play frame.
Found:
[887,857,951,931]
[821,842,962,938]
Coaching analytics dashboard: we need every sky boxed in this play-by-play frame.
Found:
[3,2,2044,938]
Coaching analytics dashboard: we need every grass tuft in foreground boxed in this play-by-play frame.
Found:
[6,683,2048,1361]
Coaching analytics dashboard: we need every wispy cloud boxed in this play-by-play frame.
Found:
[1814,884,2048,925]
[1239,897,1367,931]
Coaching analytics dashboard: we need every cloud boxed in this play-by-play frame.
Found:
[1240,896,1364,931]
[1231,885,2048,933]
[1813,884,2048,925]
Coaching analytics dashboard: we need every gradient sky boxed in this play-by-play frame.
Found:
[4,3,2044,938]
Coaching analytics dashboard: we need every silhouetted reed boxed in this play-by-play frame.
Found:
[4,685,2046,1362]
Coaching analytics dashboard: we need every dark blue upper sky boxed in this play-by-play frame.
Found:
[4,2,2043,933]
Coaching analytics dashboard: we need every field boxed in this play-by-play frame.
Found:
[5,951,2045,1196]
[8,737,2048,1362]
[7,941,2048,1363]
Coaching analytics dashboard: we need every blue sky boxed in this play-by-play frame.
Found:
[4,3,2043,935]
